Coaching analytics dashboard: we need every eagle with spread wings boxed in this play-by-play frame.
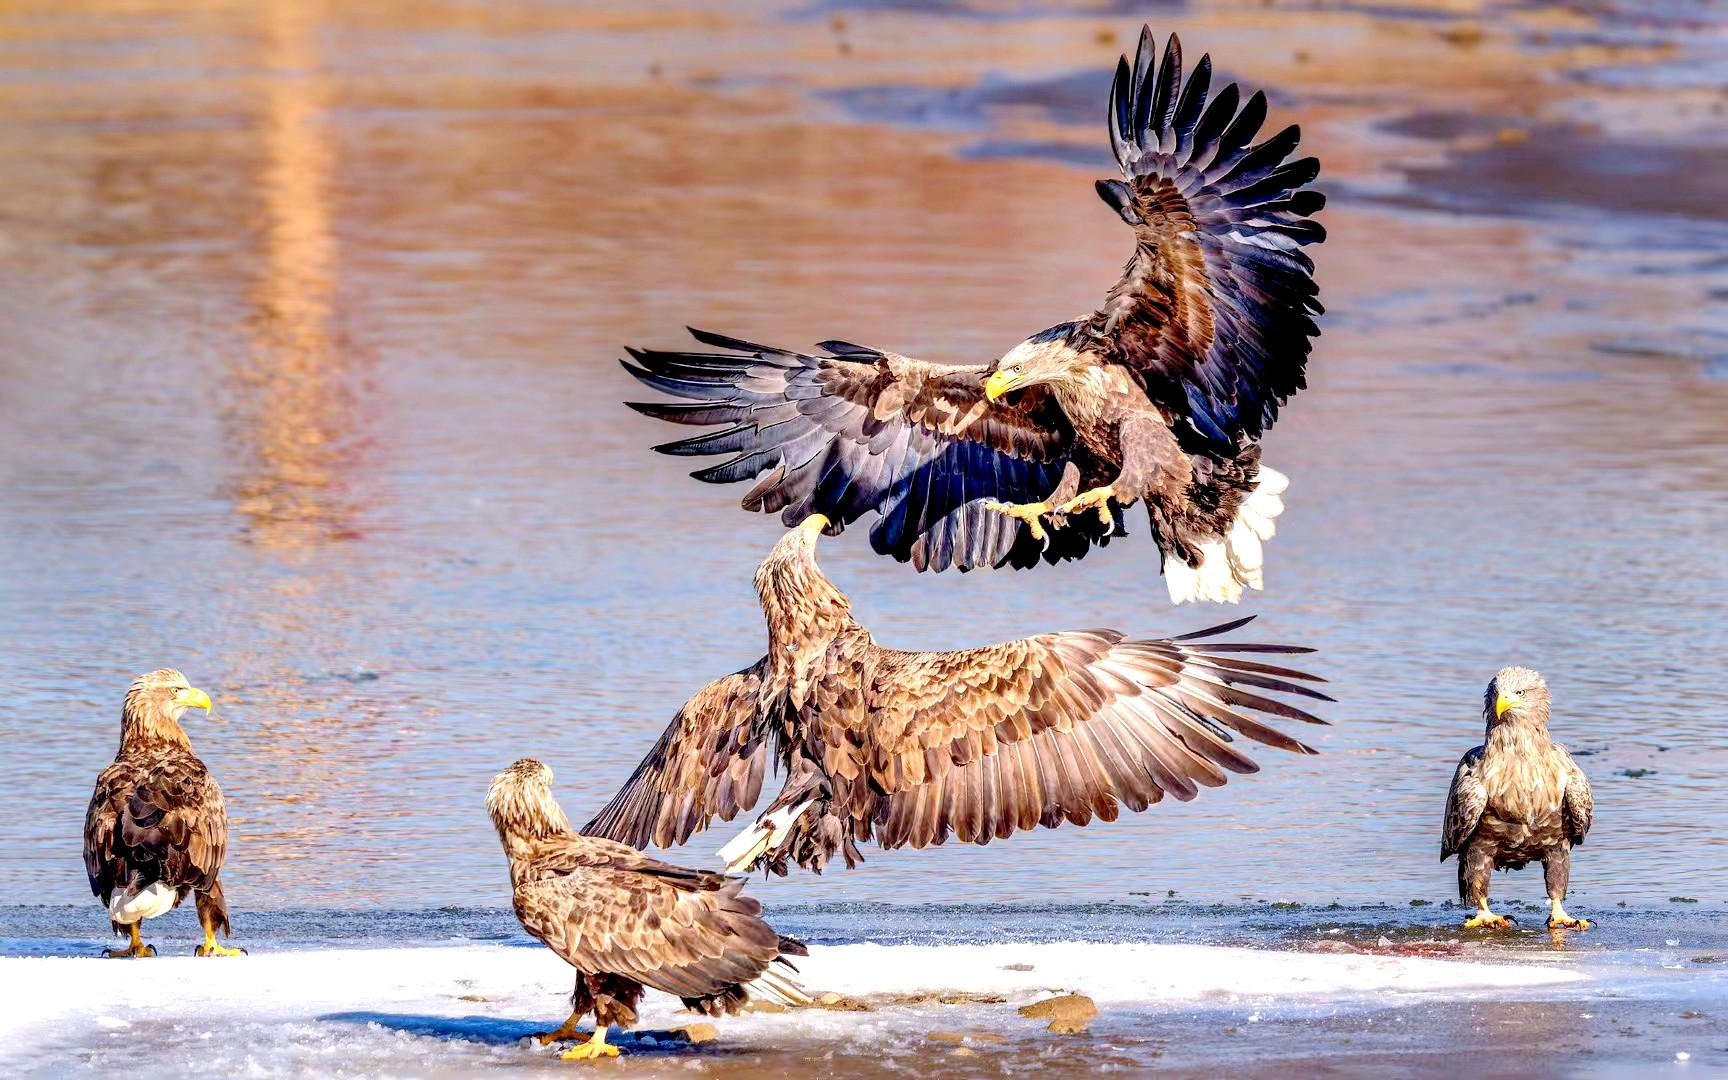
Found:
[624,27,1324,603]
[584,516,1330,876]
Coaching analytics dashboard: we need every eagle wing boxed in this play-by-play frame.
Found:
[1090,28,1324,445]
[1440,746,1486,861]
[513,845,782,1000]
[85,751,226,901]
[1557,745,1593,846]
[831,617,1329,849]
[624,329,1113,572]
[582,664,775,849]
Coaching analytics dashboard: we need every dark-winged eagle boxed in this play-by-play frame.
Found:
[488,759,808,1060]
[83,669,241,958]
[623,26,1324,604]
[1442,667,1595,931]
[584,515,1331,875]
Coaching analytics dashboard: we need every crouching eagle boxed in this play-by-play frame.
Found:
[83,669,241,958]
[584,515,1330,876]
[624,26,1324,603]
[1442,667,1595,931]
[488,759,807,1060]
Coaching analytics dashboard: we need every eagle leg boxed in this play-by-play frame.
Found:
[534,1009,586,1045]
[1546,899,1590,931]
[1462,901,1514,930]
[559,1025,621,1061]
[194,909,246,957]
[103,923,156,958]
[982,499,1053,543]
[1053,486,1118,531]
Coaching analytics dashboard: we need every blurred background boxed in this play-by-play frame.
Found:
[1,0,1725,912]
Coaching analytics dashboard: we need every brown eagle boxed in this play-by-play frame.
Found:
[584,515,1330,875]
[488,759,808,1060]
[83,669,240,958]
[1442,667,1595,931]
[623,26,1323,604]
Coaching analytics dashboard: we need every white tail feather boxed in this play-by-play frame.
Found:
[717,800,816,873]
[748,963,812,1007]
[108,881,176,924]
[1164,465,1289,605]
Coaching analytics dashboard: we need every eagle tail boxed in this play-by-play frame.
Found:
[747,961,812,1007]
[1164,465,1288,604]
[108,880,176,924]
[716,799,815,873]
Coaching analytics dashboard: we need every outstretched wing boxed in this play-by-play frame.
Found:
[832,616,1330,849]
[1441,746,1486,861]
[1558,746,1593,846]
[514,853,782,1000]
[624,329,1113,572]
[1091,28,1325,445]
[582,664,775,849]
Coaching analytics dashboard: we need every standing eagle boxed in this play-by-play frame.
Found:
[583,515,1330,875]
[83,669,241,958]
[1442,667,1595,931]
[623,26,1324,604]
[488,759,808,1060]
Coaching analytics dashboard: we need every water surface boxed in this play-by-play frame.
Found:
[1,0,1725,919]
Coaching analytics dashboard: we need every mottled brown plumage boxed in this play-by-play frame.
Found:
[83,669,238,957]
[1441,667,1595,930]
[622,27,1323,604]
[584,516,1331,876]
[488,759,807,1059]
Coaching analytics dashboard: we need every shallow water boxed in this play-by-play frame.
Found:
[1,0,1726,929]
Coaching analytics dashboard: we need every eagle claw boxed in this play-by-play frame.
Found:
[1463,911,1515,930]
[195,943,247,956]
[1053,486,1117,531]
[103,943,156,958]
[982,499,1052,543]
[560,1039,621,1061]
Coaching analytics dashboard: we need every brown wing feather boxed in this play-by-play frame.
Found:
[1440,746,1487,861]
[85,749,226,902]
[581,664,774,849]
[1093,29,1324,445]
[624,331,1103,572]
[514,840,784,1001]
[848,622,1329,849]
[1557,745,1593,846]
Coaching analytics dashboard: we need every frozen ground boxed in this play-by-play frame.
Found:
[3,905,1725,1077]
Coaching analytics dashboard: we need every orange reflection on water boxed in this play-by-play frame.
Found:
[232,0,352,549]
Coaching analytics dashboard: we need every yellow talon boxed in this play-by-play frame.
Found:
[982,500,1051,543]
[535,1012,585,1045]
[1547,900,1590,931]
[1054,486,1116,530]
[195,924,246,957]
[105,924,156,958]
[1463,903,1514,930]
[559,1026,621,1060]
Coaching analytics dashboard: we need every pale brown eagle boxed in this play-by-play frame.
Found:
[623,26,1323,604]
[83,669,240,958]
[584,515,1330,875]
[488,759,807,1060]
[1442,667,1595,931]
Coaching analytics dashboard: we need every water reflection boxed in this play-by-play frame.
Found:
[0,0,1724,912]
[231,0,350,549]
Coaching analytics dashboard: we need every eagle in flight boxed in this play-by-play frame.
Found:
[624,27,1324,603]
[584,516,1330,877]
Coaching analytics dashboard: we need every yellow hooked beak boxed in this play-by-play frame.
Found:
[798,513,830,538]
[984,369,1021,402]
[1494,690,1521,719]
[174,686,213,714]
